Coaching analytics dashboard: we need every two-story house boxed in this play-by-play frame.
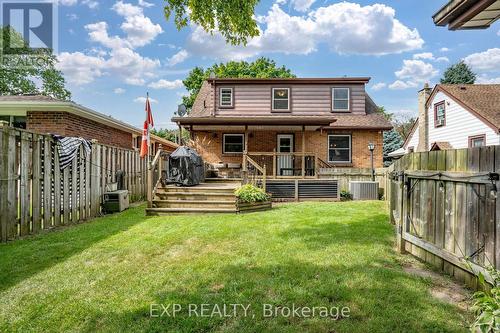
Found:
[402,84,500,154]
[172,78,392,178]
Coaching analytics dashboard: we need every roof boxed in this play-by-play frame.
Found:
[0,94,178,149]
[427,84,500,132]
[207,77,371,84]
[433,0,500,30]
[430,141,454,151]
[388,147,406,158]
[172,115,337,126]
[325,114,392,130]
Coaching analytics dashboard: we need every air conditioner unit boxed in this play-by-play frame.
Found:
[436,118,445,126]
[103,190,129,213]
[349,181,379,200]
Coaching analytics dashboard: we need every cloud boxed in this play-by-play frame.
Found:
[114,88,126,94]
[134,97,158,104]
[58,0,77,5]
[57,52,106,85]
[291,0,316,12]
[82,0,98,9]
[440,47,450,52]
[476,75,500,84]
[464,48,500,72]
[112,1,163,48]
[148,79,183,90]
[371,82,386,91]
[67,13,78,20]
[395,59,438,81]
[85,22,130,49]
[187,2,423,60]
[167,49,189,67]
[413,52,449,62]
[388,80,418,90]
[138,0,154,7]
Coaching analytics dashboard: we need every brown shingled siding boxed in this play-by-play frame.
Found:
[27,111,133,149]
[191,129,383,169]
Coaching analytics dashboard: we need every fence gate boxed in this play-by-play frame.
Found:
[390,147,499,288]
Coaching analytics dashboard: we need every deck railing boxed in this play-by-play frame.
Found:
[242,151,267,191]
[147,146,169,208]
[245,151,319,179]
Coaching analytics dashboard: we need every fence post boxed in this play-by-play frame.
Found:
[147,160,152,208]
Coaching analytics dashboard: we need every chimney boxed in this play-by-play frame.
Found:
[417,83,432,152]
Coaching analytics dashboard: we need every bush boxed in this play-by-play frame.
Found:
[340,189,353,201]
[235,184,270,203]
[470,266,500,333]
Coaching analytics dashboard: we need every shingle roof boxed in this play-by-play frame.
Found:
[327,113,392,130]
[436,84,500,130]
[430,141,454,151]
[0,94,61,102]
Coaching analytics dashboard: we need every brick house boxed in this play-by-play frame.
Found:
[173,78,392,178]
[0,95,178,152]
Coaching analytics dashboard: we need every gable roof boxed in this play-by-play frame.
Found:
[0,94,178,149]
[430,141,454,151]
[427,84,500,132]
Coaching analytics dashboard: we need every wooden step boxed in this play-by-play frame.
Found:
[146,207,237,215]
[152,200,236,209]
[157,186,236,193]
[205,178,241,183]
[155,192,236,201]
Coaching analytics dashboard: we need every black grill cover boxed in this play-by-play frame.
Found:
[168,146,205,186]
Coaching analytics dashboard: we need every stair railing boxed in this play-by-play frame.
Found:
[242,151,267,192]
[147,145,169,208]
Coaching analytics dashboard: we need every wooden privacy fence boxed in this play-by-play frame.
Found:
[0,126,148,242]
[390,146,499,287]
[319,167,388,194]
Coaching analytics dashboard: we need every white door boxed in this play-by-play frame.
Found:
[277,134,294,176]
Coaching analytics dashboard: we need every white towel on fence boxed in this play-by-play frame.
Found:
[52,135,92,169]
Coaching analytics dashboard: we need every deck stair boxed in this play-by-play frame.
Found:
[146,182,240,215]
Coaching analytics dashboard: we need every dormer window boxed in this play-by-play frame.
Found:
[272,88,290,111]
[434,101,445,127]
[220,88,233,107]
[332,88,350,112]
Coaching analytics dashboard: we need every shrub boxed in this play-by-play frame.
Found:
[470,266,500,333]
[235,184,270,203]
[340,189,353,201]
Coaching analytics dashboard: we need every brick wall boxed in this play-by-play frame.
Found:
[191,129,383,169]
[27,111,133,149]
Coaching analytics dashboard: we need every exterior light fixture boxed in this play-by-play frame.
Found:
[368,142,375,181]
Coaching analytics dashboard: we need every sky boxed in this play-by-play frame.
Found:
[52,0,500,129]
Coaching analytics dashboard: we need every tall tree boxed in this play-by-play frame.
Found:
[164,0,260,45]
[383,129,403,166]
[393,116,416,140]
[0,26,71,100]
[440,61,476,84]
[182,57,295,111]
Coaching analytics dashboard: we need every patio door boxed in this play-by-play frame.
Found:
[277,134,294,176]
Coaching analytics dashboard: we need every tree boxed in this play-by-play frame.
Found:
[383,129,403,166]
[393,116,416,140]
[0,26,71,100]
[151,128,190,144]
[182,57,295,111]
[164,0,260,45]
[440,61,476,84]
[377,106,393,122]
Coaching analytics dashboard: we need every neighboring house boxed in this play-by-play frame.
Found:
[433,0,500,30]
[172,78,391,178]
[0,95,178,152]
[401,84,500,154]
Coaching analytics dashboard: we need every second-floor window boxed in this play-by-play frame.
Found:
[272,88,290,111]
[220,88,233,107]
[434,101,445,127]
[332,88,350,112]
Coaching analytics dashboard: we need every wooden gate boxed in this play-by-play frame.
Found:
[390,147,499,287]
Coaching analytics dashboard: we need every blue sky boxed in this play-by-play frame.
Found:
[53,0,500,129]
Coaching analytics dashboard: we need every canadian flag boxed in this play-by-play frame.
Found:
[140,95,154,159]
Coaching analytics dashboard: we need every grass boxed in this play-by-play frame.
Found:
[0,202,470,332]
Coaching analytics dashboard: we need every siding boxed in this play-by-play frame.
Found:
[214,84,367,116]
[427,91,499,148]
[405,124,419,151]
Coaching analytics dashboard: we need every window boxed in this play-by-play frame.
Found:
[469,135,486,148]
[434,101,445,127]
[328,135,351,163]
[272,88,290,111]
[223,134,244,154]
[220,88,233,107]
[0,115,26,129]
[332,88,350,111]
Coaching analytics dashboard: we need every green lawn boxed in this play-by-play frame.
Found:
[0,202,470,332]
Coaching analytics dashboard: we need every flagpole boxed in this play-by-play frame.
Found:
[147,92,151,163]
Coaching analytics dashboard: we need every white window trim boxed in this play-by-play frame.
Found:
[272,87,290,111]
[220,87,233,107]
[328,134,352,163]
[332,87,350,112]
[223,134,244,154]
